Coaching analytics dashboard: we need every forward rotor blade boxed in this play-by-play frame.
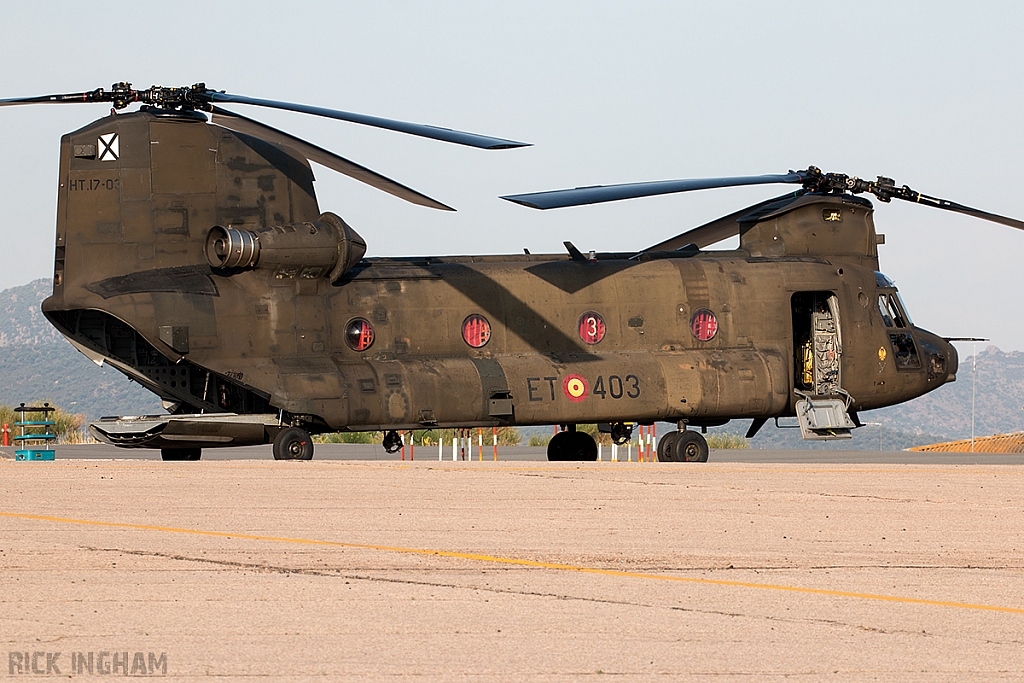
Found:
[644,191,804,251]
[500,173,804,210]
[898,191,1024,231]
[0,90,104,106]
[208,92,530,150]
[211,106,454,212]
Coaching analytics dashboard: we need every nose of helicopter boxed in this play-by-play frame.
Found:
[915,328,958,383]
[944,339,959,381]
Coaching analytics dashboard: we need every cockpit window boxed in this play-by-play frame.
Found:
[878,295,894,327]
[893,292,913,325]
[877,292,909,328]
[874,271,895,288]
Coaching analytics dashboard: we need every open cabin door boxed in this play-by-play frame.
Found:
[791,291,855,440]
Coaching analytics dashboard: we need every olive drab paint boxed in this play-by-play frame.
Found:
[40,109,958,455]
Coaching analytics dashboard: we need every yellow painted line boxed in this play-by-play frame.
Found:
[2,511,1023,615]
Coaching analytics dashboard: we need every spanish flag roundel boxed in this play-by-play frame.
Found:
[563,374,588,402]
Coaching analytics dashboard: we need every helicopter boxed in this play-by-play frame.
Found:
[3,82,1020,462]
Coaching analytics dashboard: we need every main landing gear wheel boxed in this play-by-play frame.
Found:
[273,427,314,460]
[161,447,201,461]
[656,432,678,462]
[657,431,709,462]
[547,430,598,461]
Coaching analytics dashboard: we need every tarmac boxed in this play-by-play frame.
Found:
[3,446,1024,680]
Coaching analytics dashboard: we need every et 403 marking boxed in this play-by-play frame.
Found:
[526,374,641,402]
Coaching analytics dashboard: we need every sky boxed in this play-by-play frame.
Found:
[2,1,1024,353]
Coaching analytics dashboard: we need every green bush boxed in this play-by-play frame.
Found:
[706,433,749,449]
[314,431,382,444]
[314,426,522,447]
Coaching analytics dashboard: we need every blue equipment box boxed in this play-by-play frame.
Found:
[15,449,55,461]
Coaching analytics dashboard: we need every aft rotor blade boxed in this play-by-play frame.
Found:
[500,173,804,210]
[208,92,530,150]
[898,191,1024,231]
[644,191,804,251]
[211,107,454,212]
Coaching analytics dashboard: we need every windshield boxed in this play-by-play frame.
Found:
[877,291,912,328]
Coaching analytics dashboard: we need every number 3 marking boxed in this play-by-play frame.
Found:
[625,374,640,398]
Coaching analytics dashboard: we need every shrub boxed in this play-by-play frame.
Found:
[706,433,749,449]
[314,431,382,444]
[314,426,522,447]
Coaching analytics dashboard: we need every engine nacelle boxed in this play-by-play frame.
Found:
[205,211,366,282]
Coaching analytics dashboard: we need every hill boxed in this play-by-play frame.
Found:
[0,279,1018,446]
[0,279,162,421]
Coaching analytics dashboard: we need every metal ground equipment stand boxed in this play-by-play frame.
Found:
[14,403,56,461]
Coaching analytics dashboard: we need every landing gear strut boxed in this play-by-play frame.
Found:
[656,429,709,462]
[382,429,403,454]
[547,425,598,461]
[273,427,314,460]
[610,422,632,445]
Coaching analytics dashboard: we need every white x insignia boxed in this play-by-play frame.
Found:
[98,133,119,162]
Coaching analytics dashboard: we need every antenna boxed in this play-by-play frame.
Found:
[971,341,977,453]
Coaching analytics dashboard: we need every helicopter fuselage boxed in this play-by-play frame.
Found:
[40,110,956,448]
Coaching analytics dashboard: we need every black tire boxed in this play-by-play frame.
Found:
[567,431,598,461]
[547,431,572,461]
[273,427,314,461]
[161,447,201,461]
[547,431,598,461]
[675,431,709,462]
[656,432,679,462]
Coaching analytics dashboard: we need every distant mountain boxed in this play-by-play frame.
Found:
[0,279,162,421]
[704,345,1021,450]
[0,279,1018,447]
[0,279,64,347]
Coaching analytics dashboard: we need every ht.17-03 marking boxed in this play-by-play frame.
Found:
[69,178,118,191]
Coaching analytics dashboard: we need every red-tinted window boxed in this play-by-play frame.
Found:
[578,311,606,345]
[462,314,491,348]
[345,318,374,351]
[690,309,718,342]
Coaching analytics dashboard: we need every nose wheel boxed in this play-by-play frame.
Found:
[656,430,709,462]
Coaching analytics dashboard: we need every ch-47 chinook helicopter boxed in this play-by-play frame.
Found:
[3,82,1021,462]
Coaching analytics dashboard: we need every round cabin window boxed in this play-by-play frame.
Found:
[345,317,375,351]
[690,309,718,342]
[462,314,491,348]
[577,311,606,345]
